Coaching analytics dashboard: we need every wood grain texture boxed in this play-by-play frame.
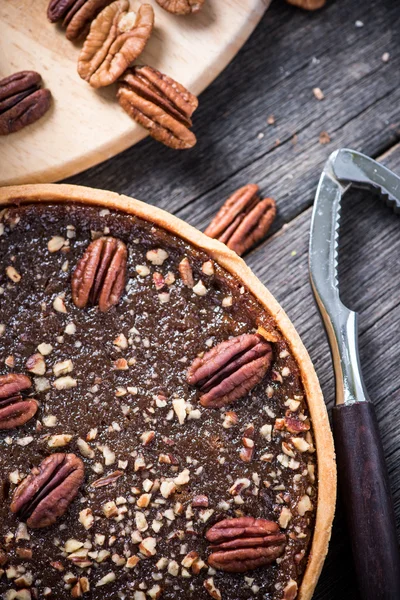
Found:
[0,0,269,185]
[68,0,400,227]
[45,0,400,597]
[332,402,400,600]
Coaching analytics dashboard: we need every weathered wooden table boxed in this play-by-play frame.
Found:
[67,1,400,597]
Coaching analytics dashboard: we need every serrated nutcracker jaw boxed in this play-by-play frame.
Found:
[309,148,400,406]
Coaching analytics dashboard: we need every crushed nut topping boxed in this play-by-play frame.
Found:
[0,204,316,600]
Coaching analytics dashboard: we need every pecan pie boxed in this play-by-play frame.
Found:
[0,184,336,600]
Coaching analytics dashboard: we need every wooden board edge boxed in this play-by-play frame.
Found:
[1,1,270,186]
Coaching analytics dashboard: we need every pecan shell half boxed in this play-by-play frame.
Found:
[47,0,114,40]
[206,517,286,573]
[71,236,127,312]
[204,184,276,256]
[187,333,273,408]
[10,453,84,528]
[156,0,204,15]
[0,71,51,136]
[77,0,154,88]
[0,374,38,430]
[117,66,198,149]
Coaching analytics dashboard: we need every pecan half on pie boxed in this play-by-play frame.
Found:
[0,184,335,600]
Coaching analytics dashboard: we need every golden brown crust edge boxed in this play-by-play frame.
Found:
[0,183,336,600]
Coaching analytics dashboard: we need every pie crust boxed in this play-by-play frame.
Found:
[0,183,336,600]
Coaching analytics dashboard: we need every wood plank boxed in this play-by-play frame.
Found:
[244,146,400,598]
[68,0,400,234]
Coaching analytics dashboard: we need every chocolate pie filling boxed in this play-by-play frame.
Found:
[0,203,317,599]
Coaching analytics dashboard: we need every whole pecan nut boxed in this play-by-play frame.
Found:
[156,0,204,15]
[205,184,276,256]
[0,374,38,430]
[48,0,81,21]
[0,71,51,136]
[186,333,273,408]
[286,0,325,9]
[206,517,286,573]
[10,453,84,528]
[47,0,114,40]
[71,236,127,312]
[117,66,198,149]
[77,0,154,88]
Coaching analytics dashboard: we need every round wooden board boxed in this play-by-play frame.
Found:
[0,0,270,186]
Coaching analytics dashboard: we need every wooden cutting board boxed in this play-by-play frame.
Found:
[0,0,270,186]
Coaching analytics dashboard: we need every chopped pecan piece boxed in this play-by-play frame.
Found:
[240,424,255,462]
[10,453,84,528]
[0,71,51,136]
[204,184,276,256]
[77,0,154,87]
[192,494,209,508]
[283,578,299,599]
[285,416,310,434]
[156,0,204,14]
[71,236,127,312]
[91,470,124,488]
[47,0,114,40]
[0,374,38,430]
[206,517,286,573]
[117,66,198,149]
[204,578,221,600]
[187,333,273,408]
[179,257,194,287]
[16,547,32,560]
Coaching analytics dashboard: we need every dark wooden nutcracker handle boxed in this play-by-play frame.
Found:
[333,402,400,600]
